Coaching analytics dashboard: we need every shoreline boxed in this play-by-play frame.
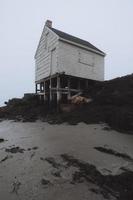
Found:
[0,121,133,199]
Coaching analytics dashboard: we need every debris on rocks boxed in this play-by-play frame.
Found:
[52,171,61,177]
[41,178,51,186]
[0,155,13,163]
[94,146,133,161]
[44,157,62,169]
[60,153,133,200]
[39,154,133,199]
[5,146,25,154]
[27,146,38,151]
[0,138,5,143]
[30,152,36,159]
[70,95,92,105]
[32,146,38,150]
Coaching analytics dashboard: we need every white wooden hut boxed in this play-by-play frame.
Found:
[35,20,106,104]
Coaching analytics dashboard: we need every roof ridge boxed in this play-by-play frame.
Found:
[50,27,105,55]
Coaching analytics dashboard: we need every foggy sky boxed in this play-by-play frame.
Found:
[0,0,133,105]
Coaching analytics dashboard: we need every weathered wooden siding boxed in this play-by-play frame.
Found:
[35,26,59,82]
[58,41,104,81]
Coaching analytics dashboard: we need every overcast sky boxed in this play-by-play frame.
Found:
[0,0,133,105]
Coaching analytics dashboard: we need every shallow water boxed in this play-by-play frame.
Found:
[0,120,133,200]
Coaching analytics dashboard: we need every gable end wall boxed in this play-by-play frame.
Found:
[35,26,59,82]
[58,41,104,81]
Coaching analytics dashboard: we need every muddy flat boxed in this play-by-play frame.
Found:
[0,120,133,200]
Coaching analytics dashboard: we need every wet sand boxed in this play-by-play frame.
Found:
[0,120,133,200]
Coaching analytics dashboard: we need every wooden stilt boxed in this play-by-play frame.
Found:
[67,77,71,100]
[57,76,61,104]
[44,81,46,102]
[85,79,88,89]
[35,84,37,94]
[49,78,52,102]
[36,74,91,107]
